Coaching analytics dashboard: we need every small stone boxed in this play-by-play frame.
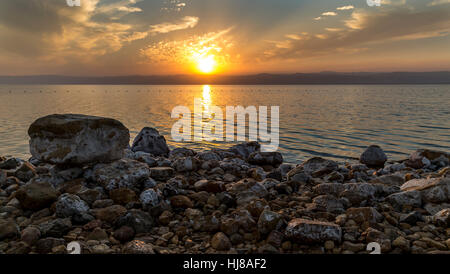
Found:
[149,167,174,181]
[55,193,90,218]
[87,227,108,241]
[92,205,127,224]
[39,218,72,238]
[170,195,194,209]
[0,219,19,240]
[324,240,335,250]
[110,188,137,205]
[122,240,155,254]
[285,218,342,243]
[131,127,170,156]
[392,236,410,252]
[94,159,150,191]
[257,210,284,235]
[113,226,135,243]
[21,226,41,246]
[211,232,231,251]
[14,162,37,182]
[15,181,59,210]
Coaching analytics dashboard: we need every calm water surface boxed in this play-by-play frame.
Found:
[0,85,449,164]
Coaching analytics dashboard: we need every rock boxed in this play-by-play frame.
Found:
[0,158,21,170]
[386,190,422,211]
[405,149,450,169]
[149,167,174,181]
[15,181,59,210]
[133,152,158,167]
[92,205,127,224]
[346,207,383,225]
[35,237,65,254]
[28,114,129,165]
[340,183,377,205]
[308,195,345,214]
[399,211,423,225]
[211,232,231,251]
[400,177,450,203]
[285,218,342,243]
[122,240,155,254]
[140,189,163,210]
[432,208,450,227]
[247,152,283,166]
[226,178,268,206]
[0,170,6,187]
[113,226,135,243]
[21,226,41,246]
[116,209,154,234]
[170,195,193,209]
[257,210,284,235]
[39,218,72,238]
[194,180,225,193]
[196,151,220,161]
[169,147,196,158]
[109,188,137,205]
[228,142,260,159]
[87,227,108,241]
[77,188,102,205]
[0,219,19,240]
[172,157,200,172]
[369,174,404,187]
[392,236,410,252]
[93,159,150,191]
[14,162,36,182]
[360,145,387,168]
[131,127,170,156]
[55,193,90,218]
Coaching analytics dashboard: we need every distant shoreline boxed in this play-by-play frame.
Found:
[1,71,449,85]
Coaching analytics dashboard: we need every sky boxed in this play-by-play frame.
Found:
[0,0,449,76]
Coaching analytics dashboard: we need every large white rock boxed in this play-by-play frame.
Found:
[28,114,130,165]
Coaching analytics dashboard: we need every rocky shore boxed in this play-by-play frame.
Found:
[0,114,449,254]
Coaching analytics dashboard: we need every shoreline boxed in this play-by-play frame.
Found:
[1,114,449,254]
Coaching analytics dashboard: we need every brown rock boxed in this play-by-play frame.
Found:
[211,232,232,251]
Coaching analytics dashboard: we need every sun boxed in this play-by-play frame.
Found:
[197,55,216,74]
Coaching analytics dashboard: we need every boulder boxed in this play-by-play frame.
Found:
[131,127,170,156]
[400,177,450,203]
[285,218,342,243]
[359,145,387,168]
[405,149,450,169]
[386,190,422,211]
[28,114,129,165]
[15,181,59,210]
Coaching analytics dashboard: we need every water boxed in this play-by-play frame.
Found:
[0,85,449,164]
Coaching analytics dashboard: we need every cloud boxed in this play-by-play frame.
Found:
[314,16,322,20]
[264,6,450,61]
[428,0,450,6]
[322,12,337,16]
[140,27,235,66]
[149,16,199,34]
[337,5,354,10]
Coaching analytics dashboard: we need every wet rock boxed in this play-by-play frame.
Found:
[28,114,129,165]
[285,218,342,243]
[248,152,283,166]
[360,145,387,168]
[150,167,174,181]
[14,162,36,182]
[93,159,150,191]
[122,240,155,254]
[39,218,72,238]
[116,209,154,234]
[211,232,231,251]
[131,127,170,156]
[55,193,90,218]
[257,210,284,235]
[15,181,59,210]
[0,219,19,240]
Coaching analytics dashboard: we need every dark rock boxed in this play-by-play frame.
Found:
[248,152,283,166]
[257,210,284,235]
[14,162,36,182]
[360,145,387,168]
[39,218,72,238]
[211,232,231,251]
[35,237,65,254]
[15,181,59,210]
[122,240,155,254]
[93,159,150,191]
[110,188,138,205]
[92,205,127,224]
[55,193,90,218]
[116,209,154,234]
[113,226,135,242]
[0,219,19,240]
[131,127,170,156]
[149,167,174,181]
[285,218,342,243]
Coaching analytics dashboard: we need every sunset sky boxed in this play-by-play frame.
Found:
[0,0,449,76]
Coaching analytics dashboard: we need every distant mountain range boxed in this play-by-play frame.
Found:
[1,71,449,85]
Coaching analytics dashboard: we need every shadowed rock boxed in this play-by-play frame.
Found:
[28,114,130,165]
[360,145,387,168]
[131,127,170,156]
